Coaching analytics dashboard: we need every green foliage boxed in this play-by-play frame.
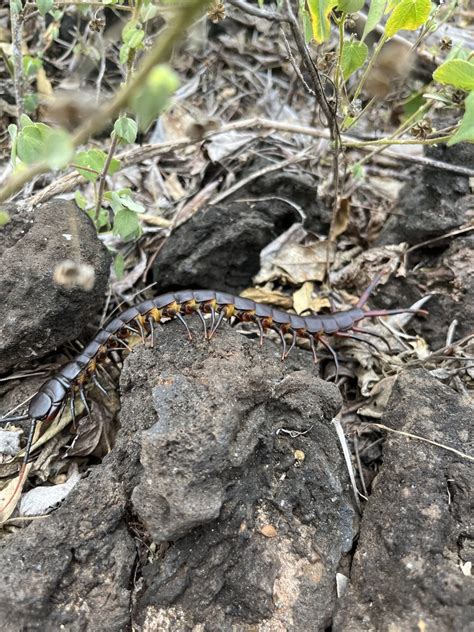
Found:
[337,0,364,12]
[0,210,10,227]
[105,189,145,242]
[14,115,73,168]
[448,92,474,146]
[114,117,138,144]
[36,0,54,17]
[385,0,432,38]
[433,60,474,91]
[23,55,43,77]
[131,65,180,131]
[120,20,145,65]
[114,253,125,280]
[341,40,368,80]
[307,0,338,44]
[74,149,121,183]
[362,0,387,40]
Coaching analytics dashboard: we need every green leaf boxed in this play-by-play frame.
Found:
[45,128,74,169]
[362,0,386,40]
[24,93,39,113]
[337,0,364,12]
[16,122,51,164]
[113,208,141,241]
[307,0,338,44]
[23,55,43,77]
[74,190,88,210]
[433,60,474,91]
[341,39,368,80]
[448,91,474,146]
[74,149,121,182]
[120,194,145,213]
[0,210,10,227]
[122,20,145,48]
[114,253,125,280]
[37,0,54,16]
[385,0,431,38]
[131,64,180,131]
[114,117,138,144]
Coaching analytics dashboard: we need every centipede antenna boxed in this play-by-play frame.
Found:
[356,273,383,308]
[175,312,193,341]
[363,308,429,318]
[0,413,29,424]
[147,316,155,348]
[196,308,208,339]
[274,326,287,361]
[284,329,297,359]
[91,373,109,398]
[335,331,381,354]
[351,326,392,352]
[255,317,265,347]
[208,309,227,339]
[317,335,340,382]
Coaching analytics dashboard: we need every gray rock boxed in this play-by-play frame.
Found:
[0,199,110,374]
[377,142,473,246]
[123,320,355,631]
[0,470,134,632]
[334,369,474,631]
[153,200,300,293]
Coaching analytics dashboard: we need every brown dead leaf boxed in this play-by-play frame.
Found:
[0,463,32,523]
[240,287,292,309]
[329,197,350,241]
[259,524,278,538]
[293,281,314,315]
[273,240,335,284]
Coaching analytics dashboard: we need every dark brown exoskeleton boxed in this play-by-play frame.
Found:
[0,274,427,512]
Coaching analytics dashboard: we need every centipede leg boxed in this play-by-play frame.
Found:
[110,335,133,352]
[284,329,297,359]
[334,331,381,354]
[78,385,92,420]
[147,316,156,348]
[317,335,340,382]
[351,326,392,352]
[255,317,265,347]
[209,307,216,336]
[196,308,208,339]
[208,309,227,339]
[91,373,109,398]
[274,326,287,360]
[134,318,147,344]
[70,393,77,428]
[309,335,319,364]
[175,312,192,341]
[22,418,38,466]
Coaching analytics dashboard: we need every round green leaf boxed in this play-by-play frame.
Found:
[433,60,474,91]
[341,40,368,80]
[114,117,138,144]
[337,0,364,12]
[448,91,474,146]
[385,0,431,38]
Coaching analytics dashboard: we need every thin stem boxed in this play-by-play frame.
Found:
[10,1,25,120]
[95,133,119,221]
[351,34,387,106]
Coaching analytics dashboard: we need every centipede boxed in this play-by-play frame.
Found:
[0,273,427,514]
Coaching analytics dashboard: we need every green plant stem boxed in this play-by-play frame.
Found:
[94,133,119,221]
[351,34,387,105]
[345,134,453,148]
[0,0,208,203]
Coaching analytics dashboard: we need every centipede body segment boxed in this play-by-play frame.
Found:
[2,277,427,473]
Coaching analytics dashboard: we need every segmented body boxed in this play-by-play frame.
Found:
[27,288,395,423]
